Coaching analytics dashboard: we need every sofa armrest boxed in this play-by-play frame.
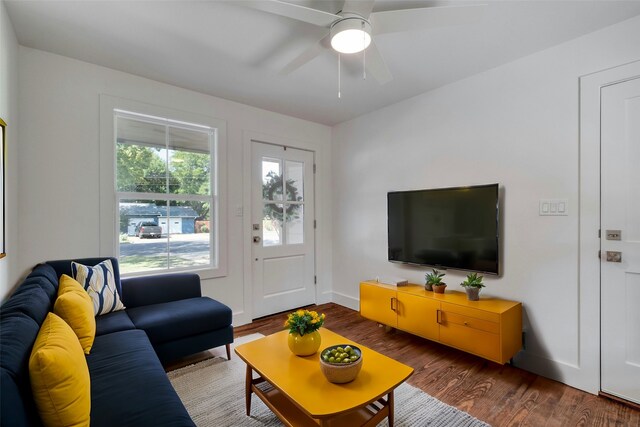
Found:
[121,273,202,308]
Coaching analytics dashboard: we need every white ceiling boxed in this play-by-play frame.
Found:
[6,0,640,125]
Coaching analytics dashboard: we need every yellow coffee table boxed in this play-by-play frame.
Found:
[234,328,413,427]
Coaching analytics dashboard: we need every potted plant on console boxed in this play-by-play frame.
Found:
[460,272,485,301]
[426,269,447,293]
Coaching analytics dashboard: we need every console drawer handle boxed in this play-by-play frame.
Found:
[436,309,442,324]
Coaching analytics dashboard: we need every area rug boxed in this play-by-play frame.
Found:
[168,334,490,426]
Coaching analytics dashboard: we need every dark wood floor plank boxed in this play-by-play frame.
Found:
[229,303,640,426]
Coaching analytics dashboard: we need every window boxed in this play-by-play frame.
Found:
[114,110,219,275]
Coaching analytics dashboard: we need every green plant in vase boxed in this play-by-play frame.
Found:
[284,309,325,356]
[460,272,485,301]
[425,269,446,293]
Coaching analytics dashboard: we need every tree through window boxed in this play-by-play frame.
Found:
[115,110,218,274]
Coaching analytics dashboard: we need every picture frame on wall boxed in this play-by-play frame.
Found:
[0,118,5,259]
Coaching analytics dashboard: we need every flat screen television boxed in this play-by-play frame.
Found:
[387,183,500,275]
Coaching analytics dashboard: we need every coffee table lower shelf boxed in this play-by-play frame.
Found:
[245,366,394,427]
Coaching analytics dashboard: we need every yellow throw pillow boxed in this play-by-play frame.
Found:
[58,274,86,296]
[29,312,91,427]
[54,291,96,355]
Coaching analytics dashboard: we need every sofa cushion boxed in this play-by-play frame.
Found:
[126,297,232,345]
[87,330,194,427]
[0,284,51,325]
[0,313,40,376]
[20,277,57,303]
[0,303,46,427]
[54,277,96,354]
[27,263,59,283]
[95,310,135,336]
[29,313,91,427]
[25,264,59,299]
[1,368,41,427]
[72,259,125,315]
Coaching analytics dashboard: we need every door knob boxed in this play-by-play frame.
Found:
[253,236,261,243]
[606,251,622,263]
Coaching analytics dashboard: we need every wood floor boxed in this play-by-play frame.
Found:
[231,303,639,427]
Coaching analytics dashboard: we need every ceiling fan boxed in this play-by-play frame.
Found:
[238,0,486,85]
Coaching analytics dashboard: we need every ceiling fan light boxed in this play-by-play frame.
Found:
[330,18,372,54]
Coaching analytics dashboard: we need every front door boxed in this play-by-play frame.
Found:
[251,141,315,318]
[600,76,640,404]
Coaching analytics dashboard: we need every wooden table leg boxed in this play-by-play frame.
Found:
[245,365,252,416]
[388,391,395,427]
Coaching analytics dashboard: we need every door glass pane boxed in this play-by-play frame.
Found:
[118,199,168,274]
[262,158,283,201]
[168,202,211,269]
[285,160,304,201]
[168,126,211,195]
[263,203,283,246]
[116,118,167,193]
[285,204,304,244]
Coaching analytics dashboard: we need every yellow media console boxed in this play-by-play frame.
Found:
[360,281,522,364]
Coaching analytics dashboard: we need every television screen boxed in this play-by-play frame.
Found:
[387,184,499,275]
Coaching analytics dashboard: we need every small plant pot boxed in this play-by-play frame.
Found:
[288,330,322,356]
[424,283,433,291]
[465,287,481,301]
[432,284,447,294]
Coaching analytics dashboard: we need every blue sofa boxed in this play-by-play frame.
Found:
[0,257,234,427]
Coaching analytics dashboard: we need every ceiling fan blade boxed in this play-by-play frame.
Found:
[365,41,392,84]
[371,4,486,35]
[280,33,330,75]
[342,0,375,19]
[238,0,340,27]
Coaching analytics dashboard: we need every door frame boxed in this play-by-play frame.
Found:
[240,131,329,325]
[579,59,640,394]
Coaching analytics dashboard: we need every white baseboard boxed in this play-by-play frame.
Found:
[232,311,252,327]
[514,351,598,395]
[330,291,359,311]
[317,290,332,305]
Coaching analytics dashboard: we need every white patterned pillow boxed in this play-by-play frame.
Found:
[71,259,125,316]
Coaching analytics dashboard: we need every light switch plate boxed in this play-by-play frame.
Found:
[539,199,569,216]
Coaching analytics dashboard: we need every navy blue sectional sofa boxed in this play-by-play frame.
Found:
[0,257,234,427]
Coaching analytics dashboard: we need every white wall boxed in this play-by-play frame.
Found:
[331,15,640,393]
[0,0,19,300]
[17,47,332,324]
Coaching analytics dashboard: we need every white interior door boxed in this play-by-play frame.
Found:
[601,76,640,404]
[252,141,315,318]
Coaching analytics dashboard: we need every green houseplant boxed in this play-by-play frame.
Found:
[425,269,446,293]
[460,272,485,301]
[285,309,325,356]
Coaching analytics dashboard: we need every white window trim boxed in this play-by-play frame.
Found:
[99,95,228,279]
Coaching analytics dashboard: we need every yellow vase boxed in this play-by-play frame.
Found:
[288,330,321,356]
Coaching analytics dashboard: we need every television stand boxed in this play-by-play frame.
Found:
[360,281,522,364]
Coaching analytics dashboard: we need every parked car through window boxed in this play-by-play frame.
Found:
[135,221,163,238]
